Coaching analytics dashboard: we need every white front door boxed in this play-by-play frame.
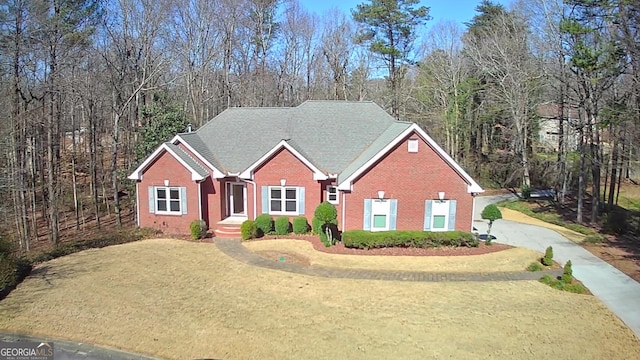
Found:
[227,183,246,216]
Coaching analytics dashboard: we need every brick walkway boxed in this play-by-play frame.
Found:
[215,238,562,282]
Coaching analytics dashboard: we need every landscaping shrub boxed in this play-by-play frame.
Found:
[314,202,338,245]
[275,216,291,235]
[190,219,208,240]
[542,246,554,266]
[342,230,478,250]
[562,260,573,283]
[539,274,588,294]
[481,204,502,239]
[240,220,257,240]
[0,237,32,300]
[311,217,322,235]
[255,214,274,236]
[292,217,309,234]
[527,261,543,272]
[521,185,532,199]
[583,234,607,244]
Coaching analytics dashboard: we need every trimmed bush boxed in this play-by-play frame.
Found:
[313,202,339,245]
[311,217,322,235]
[542,246,554,266]
[342,230,478,250]
[275,216,291,235]
[539,274,588,294]
[190,219,207,240]
[562,260,573,283]
[240,220,257,240]
[255,214,274,236]
[293,217,309,234]
[527,261,543,272]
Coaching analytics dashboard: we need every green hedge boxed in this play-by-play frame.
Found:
[241,220,257,240]
[342,230,479,249]
[275,216,291,235]
[292,217,309,234]
[255,214,273,236]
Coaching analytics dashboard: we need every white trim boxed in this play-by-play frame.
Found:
[227,182,247,216]
[128,143,207,182]
[267,185,301,215]
[170,135,225,178]
[239,140,328,180]
[154,186,183,215]
[337,124,484,193]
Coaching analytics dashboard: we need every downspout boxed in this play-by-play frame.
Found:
[471,193,477,232]
[198,180,203,221]
[245,179,257,219]
[136,181,140,227]
[341,191,346,230]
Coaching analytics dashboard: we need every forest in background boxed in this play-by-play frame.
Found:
[0,0,638,251]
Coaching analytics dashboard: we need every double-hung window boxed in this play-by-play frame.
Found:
[326,185,339,205]
[269,186,298,214]
[156,187,182,214]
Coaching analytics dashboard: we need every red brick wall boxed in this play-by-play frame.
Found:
[344,131,474,232]
[253,148,323,222]
[137,151,202,234]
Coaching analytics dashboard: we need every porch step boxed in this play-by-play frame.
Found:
[215,223,242,238]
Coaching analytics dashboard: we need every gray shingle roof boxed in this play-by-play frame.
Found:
[165,142,210,179]
[177,100,407,178]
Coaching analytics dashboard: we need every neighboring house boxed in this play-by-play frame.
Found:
[128,101,484,236]
[537,102,580,152]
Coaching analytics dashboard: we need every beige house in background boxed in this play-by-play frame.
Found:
[537,103,580,152]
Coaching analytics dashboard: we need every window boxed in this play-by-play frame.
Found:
[156,187,182,214]
[269,186,299,214]
[408,138,419,153]
[326,185,339,205]
[370,199,390,231]
[373,214,387,228]
[432,215,446,229]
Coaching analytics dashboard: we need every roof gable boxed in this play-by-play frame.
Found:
[337,124,484,194]
[128,142,209,181]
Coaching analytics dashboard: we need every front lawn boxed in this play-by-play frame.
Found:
[0,239,638,359]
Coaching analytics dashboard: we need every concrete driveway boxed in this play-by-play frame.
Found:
[475,195,640,339]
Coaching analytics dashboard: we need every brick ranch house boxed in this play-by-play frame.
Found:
[128,101,484,237]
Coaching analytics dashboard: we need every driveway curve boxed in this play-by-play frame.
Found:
[475,195,640,339]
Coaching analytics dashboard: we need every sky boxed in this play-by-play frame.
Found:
[302,0,514,29]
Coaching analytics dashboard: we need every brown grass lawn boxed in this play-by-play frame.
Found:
[0,239,638,359]
[244,239,543,272]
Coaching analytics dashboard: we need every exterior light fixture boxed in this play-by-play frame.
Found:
[378,190,385,199]
[164,179,170,186]
[280,179,286,186]
[438,191,445,200]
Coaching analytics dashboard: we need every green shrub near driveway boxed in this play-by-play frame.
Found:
[527,262,543,272]
[255,214,274,236]
[542,246,554,266]
[275,216,291,235]
[293,217,309,234]
[342,230,478,250]
[241,220,257,240]
[190,219,208,240]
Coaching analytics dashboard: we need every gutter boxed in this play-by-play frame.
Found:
[341,191,346,230]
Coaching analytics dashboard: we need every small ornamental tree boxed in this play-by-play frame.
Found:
[562,260,573,283]
[314,202,338,246]
[542,246,554,266]
[481,204,502,239]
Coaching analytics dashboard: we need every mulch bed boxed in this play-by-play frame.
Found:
[256,234,512,256]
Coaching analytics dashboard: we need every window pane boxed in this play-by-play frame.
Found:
[271,188,281,199]
[156,188,166,199]
[157,200,167,211]
[433,215,446,229]
[170,189,180,200]
[170,200,180,212]
[328,193,337,201]
[285,200,296,212]
[285,188,297,200]
[373,215,386,228]
[271,200,281,212]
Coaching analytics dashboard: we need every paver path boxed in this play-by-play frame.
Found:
[215,238,561,282]
[475,195,640,339]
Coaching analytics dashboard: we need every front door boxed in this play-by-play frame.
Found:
[227,182,246,216]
